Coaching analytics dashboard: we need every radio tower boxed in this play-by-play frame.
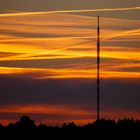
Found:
[97,16,100,120]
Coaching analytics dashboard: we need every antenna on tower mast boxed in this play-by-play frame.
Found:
[97,16,100,120]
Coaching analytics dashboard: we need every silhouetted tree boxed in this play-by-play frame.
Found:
[16,116,36,129]
[0,116,139,140]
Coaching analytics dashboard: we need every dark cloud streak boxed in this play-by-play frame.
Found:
[0,76,139,112]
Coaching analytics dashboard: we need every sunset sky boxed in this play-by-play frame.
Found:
[0,0,140,125]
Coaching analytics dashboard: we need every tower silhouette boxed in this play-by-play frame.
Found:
[97,16,100,120]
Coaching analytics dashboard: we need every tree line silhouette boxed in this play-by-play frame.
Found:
[0,116,139,140]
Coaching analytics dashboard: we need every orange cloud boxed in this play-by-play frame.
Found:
[0,67,140,79]
[0,104,139,126]
[0,6,140,17]
[0,12,139,79]
[0,104,95,125]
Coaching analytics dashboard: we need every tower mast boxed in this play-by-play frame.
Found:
[97,16,100,120]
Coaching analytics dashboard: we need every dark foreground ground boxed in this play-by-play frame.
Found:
[0,116,140,140]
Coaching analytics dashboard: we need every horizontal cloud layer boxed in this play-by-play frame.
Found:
[0,76,139,125]
[0,8,139,125]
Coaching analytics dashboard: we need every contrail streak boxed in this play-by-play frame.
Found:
[0,6,140,17]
